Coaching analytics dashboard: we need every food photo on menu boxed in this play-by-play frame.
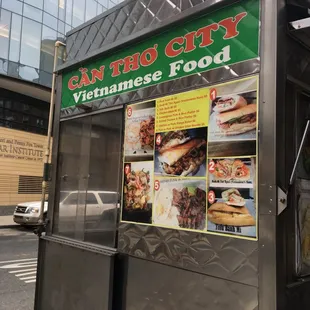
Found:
[208,157,256,187]
[124,101,155,162]
[208,91,257,142]
[207,187,256,238]
[153,179,206,230]
[154,127,207,177]
[121,161,153,224]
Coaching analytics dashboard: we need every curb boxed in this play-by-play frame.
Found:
[0,224,19,229]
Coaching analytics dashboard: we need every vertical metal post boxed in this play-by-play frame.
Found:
[38,41,66,226]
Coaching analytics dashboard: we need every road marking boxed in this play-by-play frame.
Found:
[0,258,37,284]
[0,258,36,264]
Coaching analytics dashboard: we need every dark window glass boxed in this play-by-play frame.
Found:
[0,10,11,60]
[23,4,43,23]
[18,64,39,83]
[9,14,22,63]
[63,193,78,205]
[86,193,98,204]
[53,109,123,248]
[20,18,42,68]
[1,0,22,14]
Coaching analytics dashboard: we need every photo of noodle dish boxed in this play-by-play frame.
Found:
[153,179,206,230]
[123,162,153,212]
[124,105,155,157]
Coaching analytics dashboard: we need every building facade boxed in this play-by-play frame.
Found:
[0,0,123,208]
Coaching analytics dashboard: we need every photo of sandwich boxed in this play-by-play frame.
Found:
[208,90,257,142]
[154,127,207,177]
[121,161,153,224]
[213,95,247,113]
[124,101,155,160]
[221,188,246,206]
[209,158,254,186]
[207,187,256,238]
[153,179,206,230]
[208,202,255,226]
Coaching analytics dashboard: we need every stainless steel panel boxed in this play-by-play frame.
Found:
[35,236,115,310]
[118,223,258,287]
[125,256,258,310]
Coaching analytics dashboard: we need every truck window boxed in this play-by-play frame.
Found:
[86,193,98,204]
[98,193,118,204]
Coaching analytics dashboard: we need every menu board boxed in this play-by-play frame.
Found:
[121,76,258,240]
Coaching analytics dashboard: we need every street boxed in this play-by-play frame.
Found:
[0,226,38,310]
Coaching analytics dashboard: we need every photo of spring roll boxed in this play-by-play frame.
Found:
[213,95,247,113]
[207,202,255,226]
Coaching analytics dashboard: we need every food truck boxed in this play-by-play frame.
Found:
[34,0,310,309]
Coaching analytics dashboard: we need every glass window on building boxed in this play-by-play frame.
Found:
[1,0,23,15]
[23,4,43,23]
[9,14,22,63]
[24,0,44,10]
[58,0,65,20]
[86,0,97,21]
[20,17,42,69]
[40,26,56,73]
[43,12,57,29]
[65,0,73,25]
[44,0,58,17]
[0,9,11,60]
[72,0,86,28]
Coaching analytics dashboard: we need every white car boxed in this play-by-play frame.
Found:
[13,200,48,226]
[13,191,119,226]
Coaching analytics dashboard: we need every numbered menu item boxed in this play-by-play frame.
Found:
[207,187,256,238]
[209,157,255,187]
[121,162,153,224]
[124,101,155,161]
[153,179,206,230]
[154,127,207,177]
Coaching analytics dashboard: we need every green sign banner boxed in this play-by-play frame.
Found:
[61,0,260,109]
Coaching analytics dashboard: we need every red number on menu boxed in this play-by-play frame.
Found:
[156,134,162,146]
[124,164,130,175]
[210,88,217,101]
[154,180,160,191]
[208,191,215,204]
[208,160,215,173]
[127,107,132,117]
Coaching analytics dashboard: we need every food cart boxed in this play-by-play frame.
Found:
[34,0,310,309]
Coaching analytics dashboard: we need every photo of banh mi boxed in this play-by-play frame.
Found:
[208,202,255,226]
[213,95,247,113]
[215,103,256,136]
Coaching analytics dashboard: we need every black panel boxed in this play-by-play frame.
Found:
[35,237,115,310]
[124,256,258,310]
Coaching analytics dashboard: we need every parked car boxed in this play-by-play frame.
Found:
[13,190,119,226]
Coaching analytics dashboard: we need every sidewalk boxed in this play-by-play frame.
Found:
[0,215,18,229]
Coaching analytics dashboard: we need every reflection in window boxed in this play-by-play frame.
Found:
[58,0,65,20]
[72,0,86,27]
[65,0,73,25]
[43,12,57,29]
[40,26,56,73]
[44,0,58,17]
[1,0,23,15]
[19,65,39,82]
[20,18,42,69]
[0,10,11,60]
[9,14,21,63]
[86,0,97,21]
[24,0,44,10]
[23,4,43,23]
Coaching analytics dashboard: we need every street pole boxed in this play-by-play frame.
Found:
[38,41,66,226]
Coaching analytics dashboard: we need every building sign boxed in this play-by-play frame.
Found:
[61,0,259,109]
[121,75,258,240]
